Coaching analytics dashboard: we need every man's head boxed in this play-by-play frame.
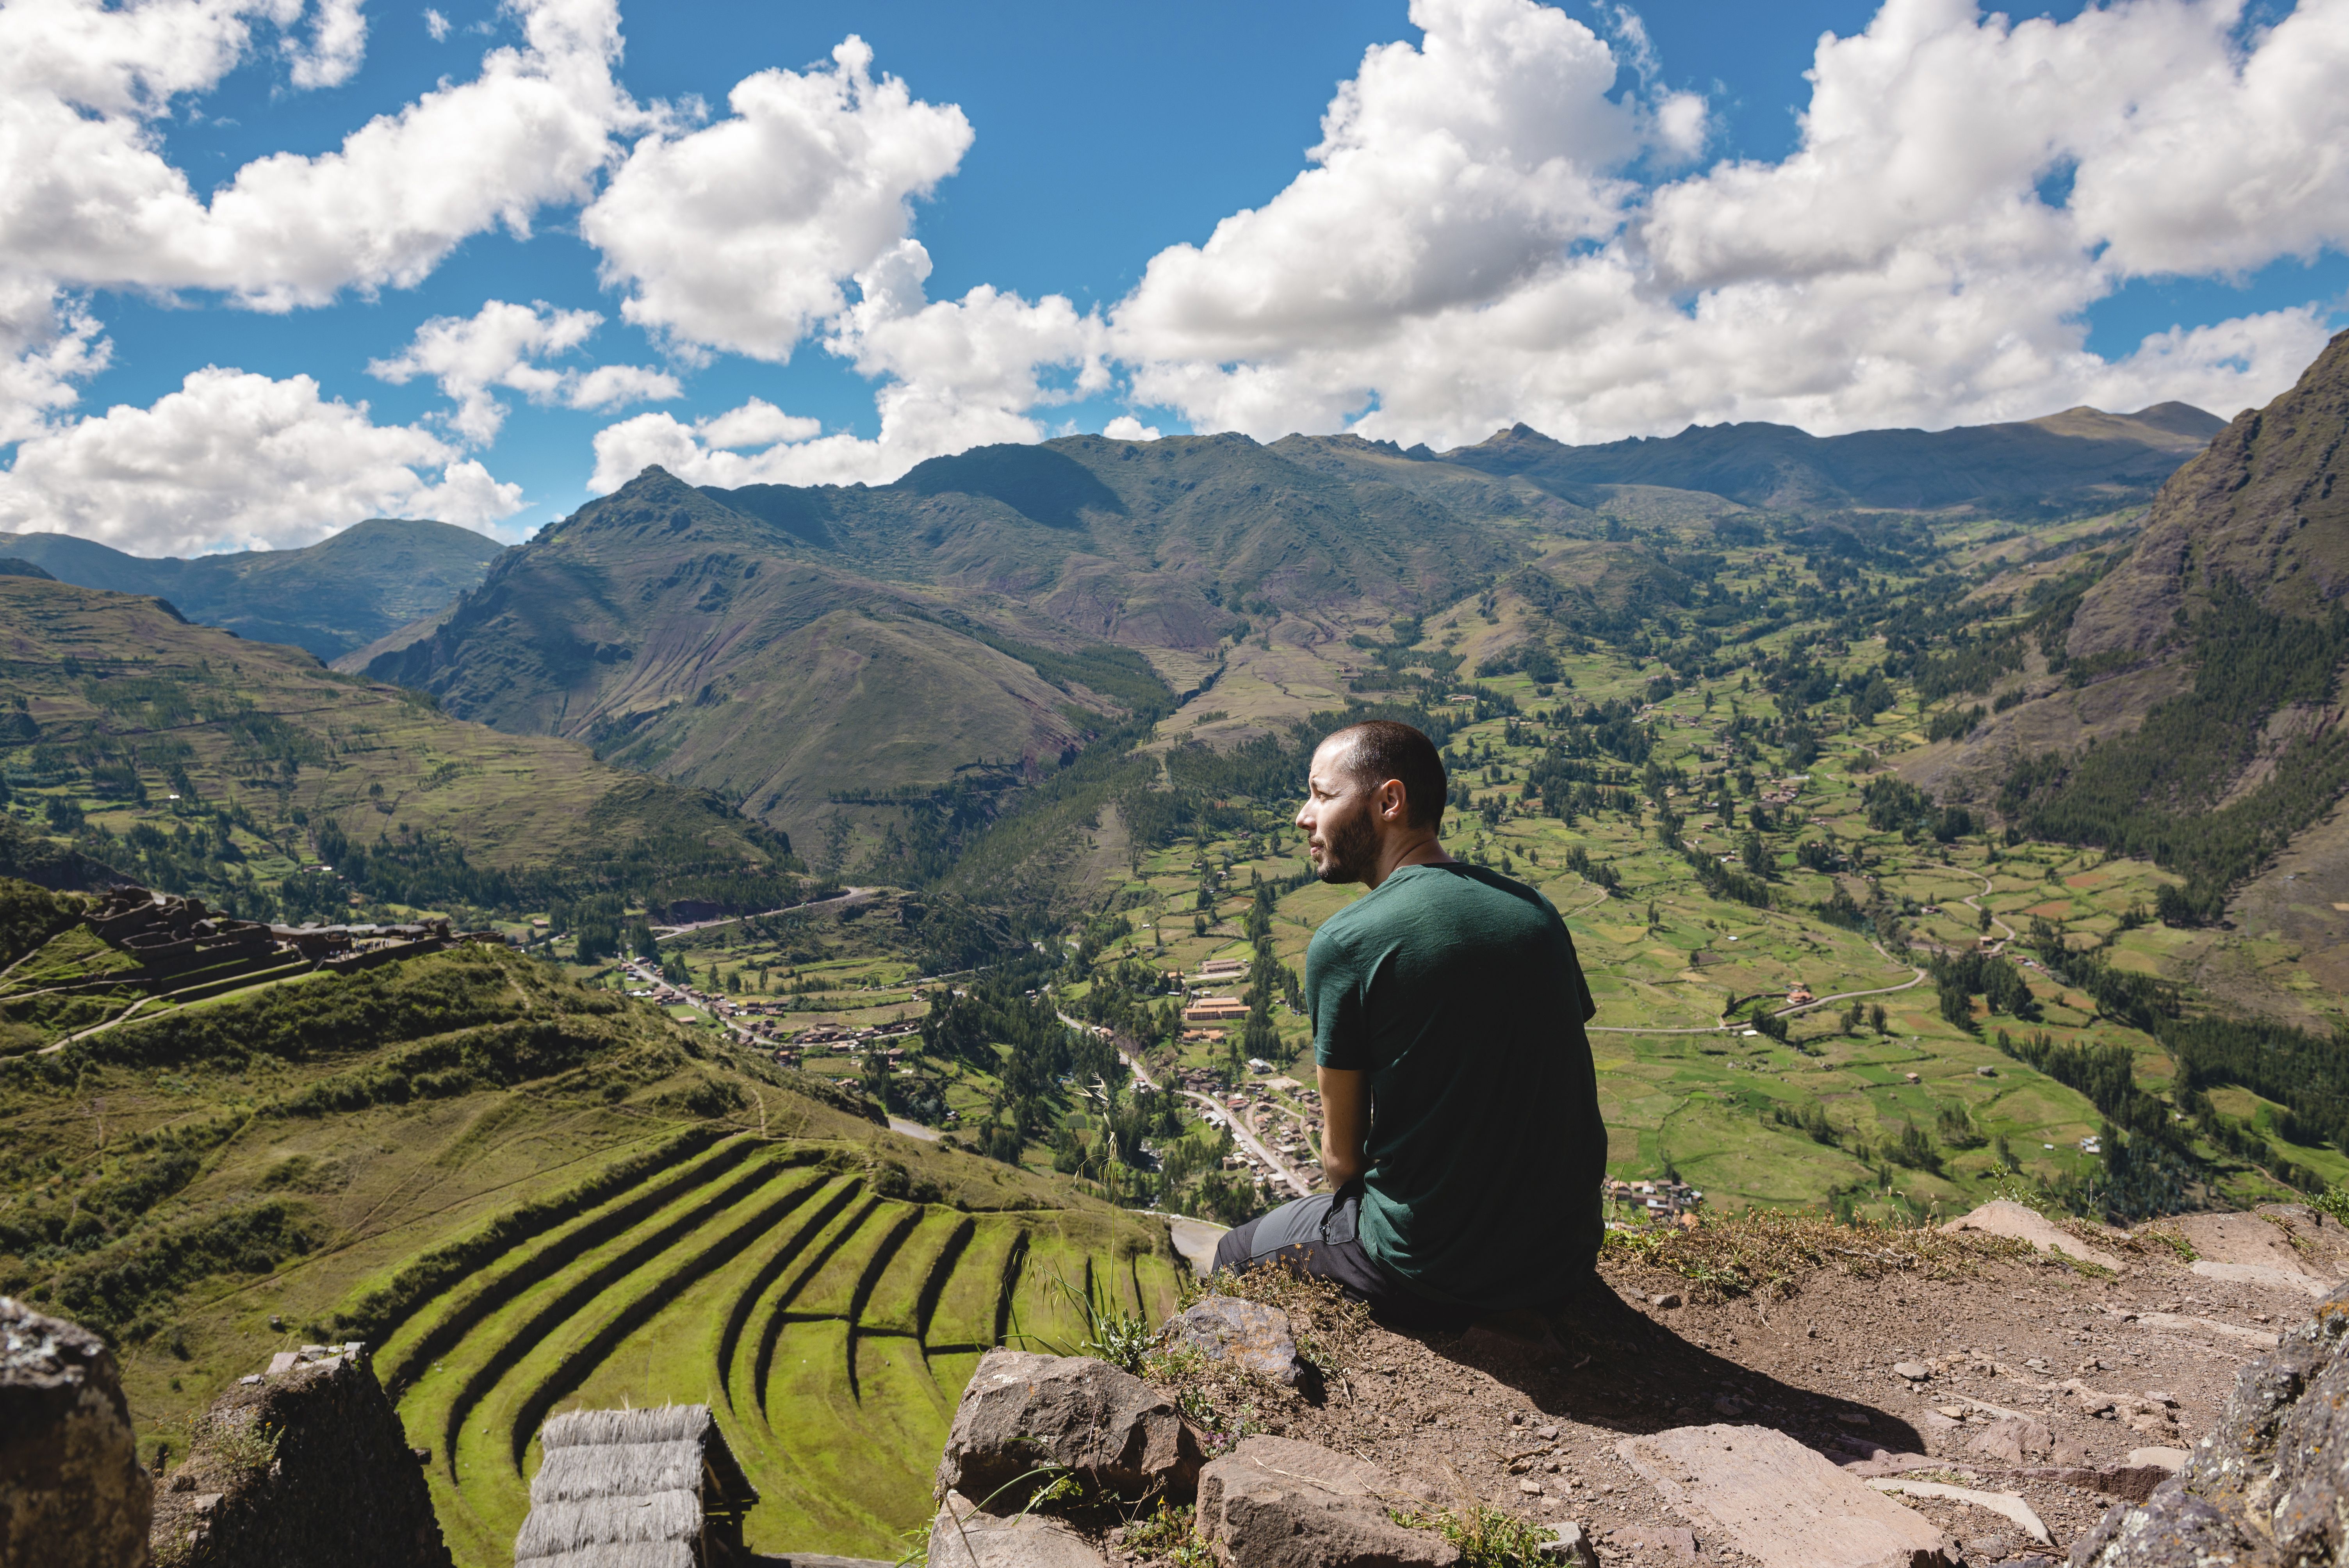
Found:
[1296,720,1447,885]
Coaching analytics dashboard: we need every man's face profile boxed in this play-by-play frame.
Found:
[1298,736,1381,884]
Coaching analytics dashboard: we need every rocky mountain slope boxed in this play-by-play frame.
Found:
[1435,403,2221,512]
[0,518,503,661]
[360,436,1520,844]
[1898,332,2349,1023]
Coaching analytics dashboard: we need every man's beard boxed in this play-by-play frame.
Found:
[1312,804,1379,884]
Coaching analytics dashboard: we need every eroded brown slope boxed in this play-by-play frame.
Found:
[2071,330,2349,659]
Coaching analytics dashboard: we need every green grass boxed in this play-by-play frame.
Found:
[0,941,1187,1568]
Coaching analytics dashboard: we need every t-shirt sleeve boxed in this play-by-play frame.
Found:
[1306,929,1369,1070]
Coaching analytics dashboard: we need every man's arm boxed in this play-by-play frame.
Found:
[1316,1065,1370,1190]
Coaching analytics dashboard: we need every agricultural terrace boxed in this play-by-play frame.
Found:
[0,941,1180,1568]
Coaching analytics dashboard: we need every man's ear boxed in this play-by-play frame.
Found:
[1376,777,1408,823]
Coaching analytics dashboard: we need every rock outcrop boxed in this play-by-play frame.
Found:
[2073,1283,2349,1566]
[932,1349,1203,1506]
[930,1490,1112,1568]
[149,1342,451,1568]
[1195,1436,1457,1568]
[0,1297,151,1568]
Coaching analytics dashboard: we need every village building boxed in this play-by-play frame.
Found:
[1182,995,1248,1023]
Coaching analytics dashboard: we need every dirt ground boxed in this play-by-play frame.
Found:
[1135,1213,2345,1567]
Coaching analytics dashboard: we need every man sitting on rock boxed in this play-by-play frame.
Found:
[1211,719,1606,1329]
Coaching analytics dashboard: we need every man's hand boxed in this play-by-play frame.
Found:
[1317,1065,1369,1189]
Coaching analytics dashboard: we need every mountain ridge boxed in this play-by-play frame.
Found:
[1433,401,2223,511]
[0,518,504,660]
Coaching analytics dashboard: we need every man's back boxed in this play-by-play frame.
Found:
[1306,862,1604,1311]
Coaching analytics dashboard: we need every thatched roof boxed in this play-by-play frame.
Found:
[515,1405,756,1568]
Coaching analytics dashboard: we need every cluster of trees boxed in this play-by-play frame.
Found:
[1929,948,2038,1031]
[2000,586,2349,914]
[1862,776,1974,843]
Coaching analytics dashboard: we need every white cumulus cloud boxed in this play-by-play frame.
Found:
[368,298,679,444]
[588,238,1104,491]
[0,0,634,312]
[1114,0,2349,447]
[284,0,367,89]
[581,36,973,362]
[1101,416,1160,441]
[0,366,523,555]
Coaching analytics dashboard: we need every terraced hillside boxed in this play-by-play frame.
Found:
[370,1132,1179,1564]
[0,941,1182,1568]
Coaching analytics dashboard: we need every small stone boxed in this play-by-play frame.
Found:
[1651,1292,1684,1309]
[1535,1425,1559,1440]
[1520,1479,1544,1495]
[1892,1362,1930,1381]
[1535,1522,1599,1565]
[1935,1405,1968,1419]
[238,1375,261,1385]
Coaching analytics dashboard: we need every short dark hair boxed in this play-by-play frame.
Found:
[1327,720,1446,829]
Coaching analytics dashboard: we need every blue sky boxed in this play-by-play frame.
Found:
[4,0,2345,552]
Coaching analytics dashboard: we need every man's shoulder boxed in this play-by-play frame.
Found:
[1401,863,1563,927]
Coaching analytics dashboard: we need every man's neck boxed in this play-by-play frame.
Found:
[1363,834,1454,890]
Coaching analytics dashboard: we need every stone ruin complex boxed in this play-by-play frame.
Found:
[73,885,505,999]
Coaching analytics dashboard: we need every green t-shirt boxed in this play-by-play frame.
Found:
[1306,862,1604,1311]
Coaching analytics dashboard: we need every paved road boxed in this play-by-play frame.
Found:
[650,887,877,937]
[1178,1088,1313,1199]
[1059,1009,1313,1197]
[1167,1216,1228,1276]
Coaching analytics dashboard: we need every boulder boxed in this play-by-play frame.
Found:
[1942,1200,2123,1271]
[2189,1261,2329,1297]
[933,1350,1202,1506]
[2074,1281,2349,1566]
[1616,1424,1953,1568]
[2167,1207,2349,1283]
[1864,1480,2050,1545]
[929,1491,1112,1568]
[1967,1417,2053,1467]
[1158,1297,1307,1388]
[146,1341,451,1568]
[1196,1436,1457,1568]
[0,1297,151,1568]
